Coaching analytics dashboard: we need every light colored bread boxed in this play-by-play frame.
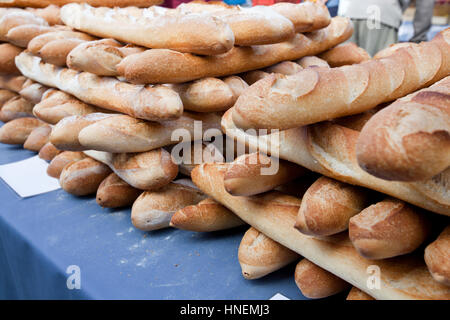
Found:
[349,198,432,260]
[61,3,234,56]
[346,287,375,300]
[0,1,163,8]
[27,30,95,54]
[424,225,450,287]
[0,89,16,108]
[356,76,450,182]
[0,96,34,122]
[15,52,184,121]
[0,9,48,41]
[295,176,372,237]
[96,173,141,208]
[238,226,299,280]
[59,157,112,196]
[19,81,48,103]
[0,75,27,93]
[116,17,353,84]
[0,117,44,144]
[295,259,350,299]
[170,197,244,232]
[23,123,51,151]
[84,149,179,190]
[38,141,60,161]
[296,55,330,68]
[78,112,222,153]
[47,151,86,179]
[26,5,62,25]
[224,152,307,196]
[0,43,22,75]
[38,38,87,67]
[319,43,371,67]
[240,70,269,86]
[6,24,60,48]
[131,181,206,231]
[232,29,450,130]
[264,61,303,75]
[190,162,450,299]
[221,109,450,216]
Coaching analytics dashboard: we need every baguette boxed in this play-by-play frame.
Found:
[319,43,371,67]
[59,157,111,196]
[240,70,269,86]
[170,197,244,232]
[47,151,86,179]
[26,5,62,25]
[38,141,60,161]
[349,198,432,260]
[0,96,34,122]
[50,113,115,151]
[264,61,303,75]
[0,10,48,41]
[6,25,64,48]
[96,173,141,208]
[346,287,375,300]
[221,109,450,216]
[23,123,51,151]
[0,89,16,107]
[356,76,450,182]
[0,43,22,75]
[0,75,27,93]
[19,81,48,103]
[131,181,206,231]
[190,162,450,299]
[27,31,95,54]
[84,149,179,190]
[424,225,450,287]
[38,38,87,67]
[0,117,44,144]
[238,226,299,280]
[295,56,330,68]
[78,112,222,153]
[15,53,184,121]
[116,16,353,84]
[295,176,372,237]
[0,1,164,8]
[224,152,307,196]
[294,259,350,299]
[174,141,225,177]
[61,3,235,56]
[231,29,450,130]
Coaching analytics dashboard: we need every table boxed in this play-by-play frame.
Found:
[0,141,305,300]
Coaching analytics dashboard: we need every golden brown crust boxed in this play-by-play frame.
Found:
[0,96,34,122]
[346,287,375,300]
[424,226,450,287]
[23,123,51,152]
[38,38,86,67]
[19,81,49,103]
[0,9,48,41]
[26,5,62,25]
[27,31,95,55]
[47,151,86,179]
[0,43,22,75]
[7,25,61,48]
[319,42,371,67]
[38,141,61,161]
[96,173,141,208]
[0,89,17,108]
[0,117,44,144]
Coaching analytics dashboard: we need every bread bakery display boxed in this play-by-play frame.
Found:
[0,1,448,301]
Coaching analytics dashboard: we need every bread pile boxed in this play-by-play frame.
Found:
[0,1,448,300]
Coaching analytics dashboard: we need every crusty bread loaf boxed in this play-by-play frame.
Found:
[319,43,371,67]
[264,61,303,75]
[232,29,450,130]
[116,17,353,84]
[295,55,330,68]
[241,70,269,86]
[424,225,450,287]
[15,53,184,121]
[27,30,95,55]
[224,152,307,196]
[131,181,206,231]
[0,1,163,8]
[295,259,350,299]
[38,141,60,161]
[84,149,179,190]
[6,25,64,48]
[0,75,26,93]
[295,176,372,237]
[0,43,22,75]
[59,157,111,196]
[26,5,62,25]
[61,3,234,56]
[0,96,34,122]
[222,109,450,216]
[47,150,86,179]
[0,89,16,108]
[170,197,244,232]
[346,287,375,300]
[349,198,432,260]
[356,76,450,182]
[0,9,48,41]
[78,112,222,153]
[96,173,141,208]
[0,117,43,144]
[23,123,51,151]
[19,81,48,103]
[38,38,87,67]
[191,162,450,299]
[238,227,299,280]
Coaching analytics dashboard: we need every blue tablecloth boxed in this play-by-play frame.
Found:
[0,141,304,300]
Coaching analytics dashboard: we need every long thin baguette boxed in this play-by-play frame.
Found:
[238,227,299,280]
[61,3,234,56]
[0,75,26,93]
[131,181,206,231]
[0,117,44,144]
[15,52,184,121]
[224,152,307,196]
[0,96,33,122]
[23,123,51,152]
[116,16,353,84]
[221,109,450,216]
[0,43,22,75]
[38,141,60,161]
[170,197,245,232]
[232,28,450,130]
[26,5,62,25]
[77,112,222,153]
[424,226,450,287]
[38,38,87,67]
[294,259,350,299]
[47,150,86,179]
[356,76,450,182]
[27,30,95,55]
[96,173,141,208]
[0,1,164,7]
[6,24,64,48]
[0,10,48,41]
[191,162,450,300]
[19,80,48,103]
[319,42,371,67]
[295,176,372,237]
[83,149,179,191]
[296,55,330,68]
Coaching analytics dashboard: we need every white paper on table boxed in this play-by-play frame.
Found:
[269,293,290,300]
[0,155,60,197]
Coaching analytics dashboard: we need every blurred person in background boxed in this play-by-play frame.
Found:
[403,0,436,42]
